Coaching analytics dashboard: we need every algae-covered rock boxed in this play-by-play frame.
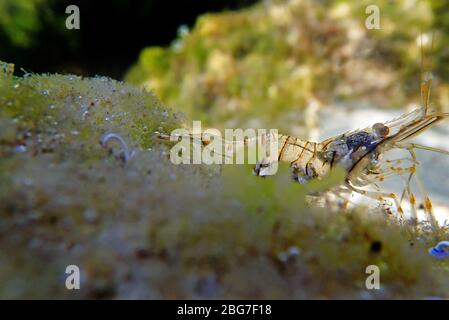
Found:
[0,61,448,299]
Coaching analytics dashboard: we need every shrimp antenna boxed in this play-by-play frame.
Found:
[420,31,435,115]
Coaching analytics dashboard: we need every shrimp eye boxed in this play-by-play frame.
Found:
[372,123,389,138]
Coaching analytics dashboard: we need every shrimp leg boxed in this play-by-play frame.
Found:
[407,148,439,232]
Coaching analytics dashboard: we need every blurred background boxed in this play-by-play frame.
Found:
[0,0,257,78]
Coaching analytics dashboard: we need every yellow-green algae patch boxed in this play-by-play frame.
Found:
[0,62,448,299]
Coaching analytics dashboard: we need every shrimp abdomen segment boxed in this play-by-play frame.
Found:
[277,135,313,163]
[276,135,331,179]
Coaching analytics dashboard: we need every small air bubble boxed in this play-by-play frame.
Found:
[278,252,288,263]
[287,246,300,256]
[15,145,27,153]
[83,209,98,223]
[20,177,33,186]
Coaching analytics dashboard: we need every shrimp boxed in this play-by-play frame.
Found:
[257,37,449,231]
[157,35,449,232]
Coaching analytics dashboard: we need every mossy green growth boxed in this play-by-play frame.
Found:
[0,0,44,47]
[0,62,448,299]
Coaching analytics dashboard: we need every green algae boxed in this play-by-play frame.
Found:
[0,60,448,298]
